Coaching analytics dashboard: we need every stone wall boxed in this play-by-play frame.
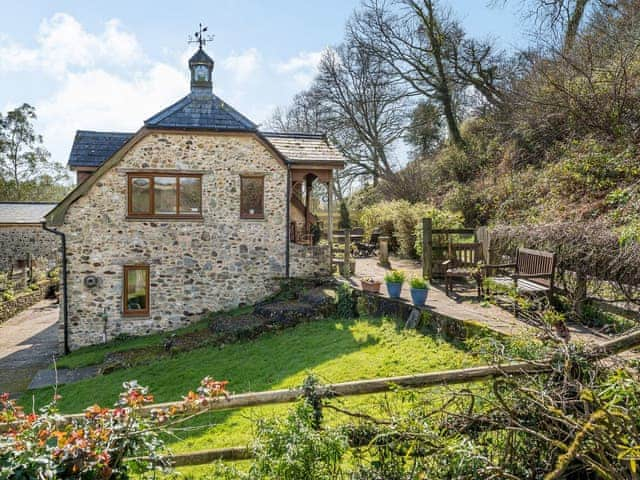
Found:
[0,280,57,324]
[59,132,290,350]
[289,243,332,278]
[0,226,60,271]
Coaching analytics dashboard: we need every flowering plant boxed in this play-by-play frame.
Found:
[0,377,229,479]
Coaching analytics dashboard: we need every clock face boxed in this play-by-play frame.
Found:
[195,65,209,82]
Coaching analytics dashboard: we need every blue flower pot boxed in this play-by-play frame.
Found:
[386,282,403,299]
[410,287,429,306]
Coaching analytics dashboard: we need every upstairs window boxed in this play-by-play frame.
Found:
[123,265,149,316]
[240,175,264,219]
[128,173,202,218]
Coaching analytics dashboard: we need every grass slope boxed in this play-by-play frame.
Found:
[23,315,479,455]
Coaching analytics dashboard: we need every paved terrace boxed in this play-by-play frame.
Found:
[351,257,625,352]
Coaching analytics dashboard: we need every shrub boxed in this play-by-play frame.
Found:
[358,201,464,258]
[2,289,15,302]
[384,270,405,284]
[336,282,356,318]
[29,283,40,291]
[409,277,429,289]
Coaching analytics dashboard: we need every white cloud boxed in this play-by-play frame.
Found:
[221,48,261,82]
[0,13,144,77]
[37,63,187,165]
[275,50,323,88]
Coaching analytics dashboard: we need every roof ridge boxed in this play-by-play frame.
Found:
[76,130,134,136]
[262,131,326,139]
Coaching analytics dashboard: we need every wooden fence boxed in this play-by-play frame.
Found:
[4,329,639,468]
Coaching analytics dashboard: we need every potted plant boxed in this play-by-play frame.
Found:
[384,270,405,299]
[409,277,429,306]
[361,277,381,293]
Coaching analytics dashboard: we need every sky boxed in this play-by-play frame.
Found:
[0,0,528,171]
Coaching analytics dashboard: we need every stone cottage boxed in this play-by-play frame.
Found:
[0,202,60,271]
[46,46,345,352]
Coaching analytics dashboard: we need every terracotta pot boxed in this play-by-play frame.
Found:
[362,280,381,293]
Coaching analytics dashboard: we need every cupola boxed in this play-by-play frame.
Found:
[189,47,214,94]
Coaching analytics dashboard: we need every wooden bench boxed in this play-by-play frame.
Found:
[443,242,484,296]
[483,248,556,299]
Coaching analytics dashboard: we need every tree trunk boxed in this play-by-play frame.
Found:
[564,0,590,52]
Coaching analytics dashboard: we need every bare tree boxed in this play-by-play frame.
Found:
[497,0,618,52]
[350,0,506,149]
[314,43,409,185]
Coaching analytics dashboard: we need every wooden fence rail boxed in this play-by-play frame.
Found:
[4,329,640,467]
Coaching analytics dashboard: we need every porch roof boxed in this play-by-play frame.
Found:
[262,132,345,167]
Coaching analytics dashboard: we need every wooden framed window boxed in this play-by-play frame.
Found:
[123,265,150,316]
[240,175,265,219]
[127,173,202,218]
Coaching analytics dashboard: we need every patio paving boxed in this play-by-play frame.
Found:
[353,256,528,337]
[352,257,637,357]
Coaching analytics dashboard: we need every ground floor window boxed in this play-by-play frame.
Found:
[123,265,149,316]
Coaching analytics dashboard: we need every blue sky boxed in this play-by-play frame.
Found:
[0,1,527,169]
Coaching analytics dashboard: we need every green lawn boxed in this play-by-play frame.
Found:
[23,315,481,460]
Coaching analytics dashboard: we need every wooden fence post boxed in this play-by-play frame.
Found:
[378,236,390,268]
[422,218,432,281]
[343,229,351,277]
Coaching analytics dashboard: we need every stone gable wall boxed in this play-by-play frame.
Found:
[59,132,289,350]
[289,243,331,278]
[0,226,60,271]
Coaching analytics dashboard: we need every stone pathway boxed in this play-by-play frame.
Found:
[28,365,100,390]
[0,299,59,396]
[353,257,637,355]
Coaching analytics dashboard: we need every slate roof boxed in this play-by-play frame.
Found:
[68,131,134,168]
[0,202,57,224]
[262,132,345,165]
[144,92,257,131]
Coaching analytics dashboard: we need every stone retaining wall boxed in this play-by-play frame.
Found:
[354,288,503,341]
[289,243,331,278]
[0,281,57,324]
[0,226,60,271]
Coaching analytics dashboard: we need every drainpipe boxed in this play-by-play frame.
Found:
[285,163,291,278]
[41,223,70,355]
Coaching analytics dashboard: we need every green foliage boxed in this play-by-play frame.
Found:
[0,103,69,201]
[384,270,405,284]
[335,282,356,319]
[581,303,636,334]
[550,138,639,198]
[541,308,566,327]
[409,276,428,289]
[28,282,40,291]
[357,200,463,258]
[2,289,15,302]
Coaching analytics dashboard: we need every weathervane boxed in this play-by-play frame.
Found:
[189,23,214,49]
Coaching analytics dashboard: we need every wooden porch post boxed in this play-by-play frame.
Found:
[327,175,334,262]
[422,218,433,281]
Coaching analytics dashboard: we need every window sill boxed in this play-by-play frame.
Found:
[240,217,266,222]
[122,312,150,318]
[126,216,204,223]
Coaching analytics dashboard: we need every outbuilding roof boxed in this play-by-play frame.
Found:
[262,132,345,165]
[68,131,134,168]
[0,202,57,224]
[144,92,257,131]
